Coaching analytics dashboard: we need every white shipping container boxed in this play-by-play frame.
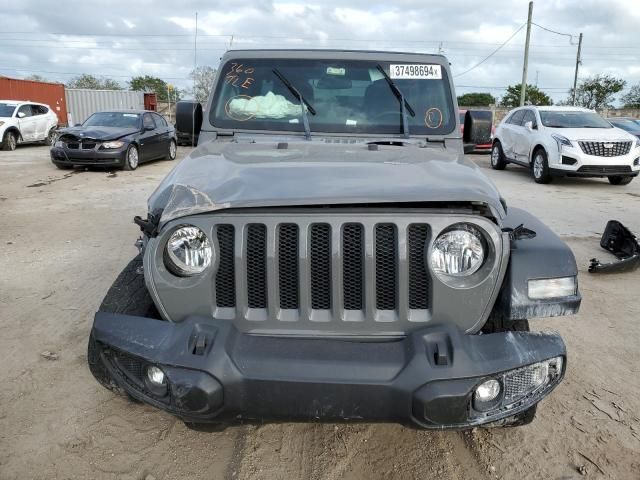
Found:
[65,89,145,125]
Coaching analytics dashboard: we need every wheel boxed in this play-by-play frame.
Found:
[490,141,507,170]
[87,254,161,397]
[531,149,552,184]
[608,176,633,185]
[2,131,17,151]
[44,127,57,146]
[166,139,177,161]
[123,144,139,170]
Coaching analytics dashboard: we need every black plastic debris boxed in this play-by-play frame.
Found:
[589,220,640,273]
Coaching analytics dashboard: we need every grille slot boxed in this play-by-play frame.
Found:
[375,224,398,310]
[215,225,236,307]
[246,224,267,308]
[342,224,364,310]
[578,141,632,157]
[278,224,299,309]
[408,225,430,309]
[310,224,331,309]
[577,165,632,175]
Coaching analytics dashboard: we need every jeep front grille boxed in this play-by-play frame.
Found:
[214,220,431,320]
[578,141,632,157]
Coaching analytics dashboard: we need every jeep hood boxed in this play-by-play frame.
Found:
[57,126,139,141]
[148,141,506,226]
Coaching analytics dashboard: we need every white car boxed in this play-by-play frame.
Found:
[0,100,59,151]
[491,106,640,185]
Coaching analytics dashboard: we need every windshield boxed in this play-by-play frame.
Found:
[83,112,141,128]
[539,111,612,129]
[210,58,456,136]
[610,118,640,134]
[0,103,17,117]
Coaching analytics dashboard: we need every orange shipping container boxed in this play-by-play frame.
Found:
[0,76,68,125]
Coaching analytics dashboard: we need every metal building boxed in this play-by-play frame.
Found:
[65,89,145,125]
[0,76,68,125]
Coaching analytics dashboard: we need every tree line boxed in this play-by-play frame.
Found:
[458,75,640,109]
[26,66,217,104]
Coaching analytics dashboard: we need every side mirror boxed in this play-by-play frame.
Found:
[462,110,493,145]
[17,111,26,118]
[74,123,81,127]
[524,121,533,131]
[145,125,155,131]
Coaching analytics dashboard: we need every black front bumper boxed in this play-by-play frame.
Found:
[90,313,566,428]
[50,146,127,167]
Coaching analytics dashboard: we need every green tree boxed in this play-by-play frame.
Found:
[129,75,178,102]
[569,75,626,109]
[66,74,122,90]
[500,84,553,107]
[189,66,217,103]
[457,92,496,107]
[621,84,640,108]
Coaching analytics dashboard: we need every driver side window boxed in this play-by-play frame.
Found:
[143,114,156,130]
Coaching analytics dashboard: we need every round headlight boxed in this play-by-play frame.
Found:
[431,224,485,279]
[165,225,212,276]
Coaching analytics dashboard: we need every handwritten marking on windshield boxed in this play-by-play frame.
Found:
[225,63,256,90]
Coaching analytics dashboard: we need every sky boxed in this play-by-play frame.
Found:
[1,0,639,104]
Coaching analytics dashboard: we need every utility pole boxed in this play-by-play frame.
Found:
[572,33,583,106]
[519,1,534,106]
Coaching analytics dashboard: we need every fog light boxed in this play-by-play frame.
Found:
[475,379,501,402]
[147,366,166,386]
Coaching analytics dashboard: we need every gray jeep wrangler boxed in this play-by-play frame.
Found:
[88,50,581,429]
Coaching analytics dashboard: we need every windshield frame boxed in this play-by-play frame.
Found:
[539,110,612,129]
[82,112,142,129]
[207,54,457,138]
[0,103,18,117]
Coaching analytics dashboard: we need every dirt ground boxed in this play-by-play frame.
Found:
[0,145,639,480]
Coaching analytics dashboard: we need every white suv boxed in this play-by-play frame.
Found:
[491,106,640,185]
[0,100,59,151]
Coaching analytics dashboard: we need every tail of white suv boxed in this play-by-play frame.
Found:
[0,100,59,151]
[491,106,640,185]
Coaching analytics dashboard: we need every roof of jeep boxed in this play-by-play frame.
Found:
[221,49,448,61]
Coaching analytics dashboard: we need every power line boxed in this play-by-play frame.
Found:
[531,22,576,42]
[453,24,526,78]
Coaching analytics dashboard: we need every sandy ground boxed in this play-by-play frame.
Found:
[0,145,639,480]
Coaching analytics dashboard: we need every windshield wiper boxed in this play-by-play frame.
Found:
[272,69,316,140]
[376,64,416,139]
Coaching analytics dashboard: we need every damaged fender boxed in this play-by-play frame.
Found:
[497,208,581,320]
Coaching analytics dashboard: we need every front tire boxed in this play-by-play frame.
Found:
[608,176,633,185]
[490,141,507,170]
[2,131,17,151]
[87,254,161,397]
[532,149,552,184]
[123,144,139,170]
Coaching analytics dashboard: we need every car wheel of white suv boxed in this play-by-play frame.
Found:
[608,176,633,186]
[532,149,552,184]
[490,141,507,170]
[2,131,17,151]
